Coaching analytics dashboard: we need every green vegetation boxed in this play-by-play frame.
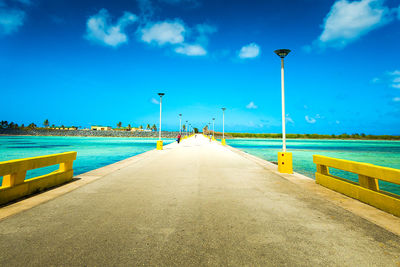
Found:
[229,132,400,140]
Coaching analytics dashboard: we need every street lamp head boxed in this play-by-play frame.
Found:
[158,93,165,97]
[221,107,226,111]
[212,118,215,121]
[274,49,291,59]
[179,114,182,117]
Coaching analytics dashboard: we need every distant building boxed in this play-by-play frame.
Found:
[130,128,151,132]
[50,126,78,130]
[66,126,78,131]
[115,127,131,131]
[91,126,112,131]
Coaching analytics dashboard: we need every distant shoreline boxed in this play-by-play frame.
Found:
[229,137,400,141]
[1,129,399,140]
[0,129,180,138]
[225,132,400,141]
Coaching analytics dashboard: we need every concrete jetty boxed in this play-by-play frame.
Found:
[1,135,400,266]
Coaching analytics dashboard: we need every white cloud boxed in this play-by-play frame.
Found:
[388,70,400,75]
[238,43,260,59]
[398,5,400,20]
[246,101,258,109]
[0,8,25,35]
[151,98,159,104]
[316,0,393,48]
[388,70,400,88]
[140,20,185,45]
[393,97,400,102]
[305,115,317,124]
[371,77,380,83]
[139,20,216,56]
[286,114,294,124]
[175,44,206,56]
[85,9,137,47]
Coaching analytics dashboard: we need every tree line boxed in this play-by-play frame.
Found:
[0,120,159,131]
[115,122,157,131]
[229,132,400,140]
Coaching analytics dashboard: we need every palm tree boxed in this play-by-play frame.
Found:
[0,121,8,128]
[43,119,49,128]
[128,124,132,130]
[139,125,143,129]
[146,124,150,130]
[117,122,122,128]
[152,124,157,131]
[182,124,186,131]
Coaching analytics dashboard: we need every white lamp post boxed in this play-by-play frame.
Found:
[221,108,226,145]
[274,49,292,173]
[156,93,164,150]
[212,118,215,139]
[179,114,182,134]
[185,120,188,136]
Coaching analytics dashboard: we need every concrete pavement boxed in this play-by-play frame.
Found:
[0,135,400,266]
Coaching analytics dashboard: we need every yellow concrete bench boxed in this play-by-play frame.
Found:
[0,151,77,205]
[313,155,400,217]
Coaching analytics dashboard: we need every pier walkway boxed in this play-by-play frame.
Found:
[1,135,400,266]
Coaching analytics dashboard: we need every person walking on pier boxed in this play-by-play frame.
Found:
[177,134,181,144]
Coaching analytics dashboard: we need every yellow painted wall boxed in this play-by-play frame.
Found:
[0,152,77,205]
[313,155,400,217]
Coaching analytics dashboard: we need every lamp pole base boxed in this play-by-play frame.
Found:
[156,140,163,150]
[278,152,293,174]
[221,139,226,146]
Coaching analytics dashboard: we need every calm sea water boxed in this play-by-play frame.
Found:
[227,139,400,194]
[0,136,173,185]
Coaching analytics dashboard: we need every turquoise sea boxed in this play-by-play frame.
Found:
[1,136,399,195]
[0,136,173,185]
[227,139,400,195]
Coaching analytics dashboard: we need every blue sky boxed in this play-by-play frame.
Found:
[1,0,400,134]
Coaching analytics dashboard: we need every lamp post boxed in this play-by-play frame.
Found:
[221,108,226,145]
[179,114,182,134]
[274,49,292,173]
[212,118,215,139]
[156,93,164,150]
[186,120,188,136]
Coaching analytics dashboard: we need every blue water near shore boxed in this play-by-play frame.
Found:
[227,139,400,195]
[0,136,173,185]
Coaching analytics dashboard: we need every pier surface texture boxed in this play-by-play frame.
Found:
[1,135,400,266]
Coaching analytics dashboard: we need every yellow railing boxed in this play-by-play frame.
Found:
[0,152,77,205]
[313,155,400,217]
